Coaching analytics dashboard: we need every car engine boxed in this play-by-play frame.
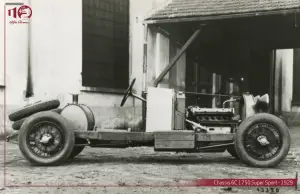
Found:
[185,106,239,134]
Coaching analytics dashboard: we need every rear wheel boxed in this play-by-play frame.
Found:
[235,113,291,168]
[18,111,75,166]
[227,146,239,159]
[69,146,85,158]
[69,138,87,158]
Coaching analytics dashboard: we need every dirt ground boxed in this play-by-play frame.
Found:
[0,127,300,194]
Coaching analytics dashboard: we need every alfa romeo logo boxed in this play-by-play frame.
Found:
[17,5,32,19]
[7,4,32,24]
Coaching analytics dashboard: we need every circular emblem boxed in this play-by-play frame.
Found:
[18,5,32,19]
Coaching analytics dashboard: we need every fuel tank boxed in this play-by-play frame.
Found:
[60,104,95,131]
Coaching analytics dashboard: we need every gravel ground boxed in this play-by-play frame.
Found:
[0,127,299,194]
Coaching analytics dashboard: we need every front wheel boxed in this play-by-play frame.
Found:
[18,111,75,166]
[235,113,291,168]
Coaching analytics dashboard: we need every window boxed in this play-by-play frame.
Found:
[292,48,300,105]
[82,0,129,91]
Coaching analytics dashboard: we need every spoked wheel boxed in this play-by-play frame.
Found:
[235,113,291,168]
[244,123,282,160]
[27,122,64,157]
[18,111,74,166]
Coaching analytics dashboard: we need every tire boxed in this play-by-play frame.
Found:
[11,108,63,131]
[235,113,291,168]
[69,138,86,158]
[18,111,75,166]
[69,146,85,158]
[227,146,239,159]
[9,100,60,122]
[12,118,26,130]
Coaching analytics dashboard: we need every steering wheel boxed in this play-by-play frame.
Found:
[120,78,136,107]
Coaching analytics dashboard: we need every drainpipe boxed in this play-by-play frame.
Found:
[25,0,34,99]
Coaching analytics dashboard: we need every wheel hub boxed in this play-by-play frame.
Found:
[244,123,282,161]
[257,135,270,146]
[40,134,53,145]
[27,122,63,158]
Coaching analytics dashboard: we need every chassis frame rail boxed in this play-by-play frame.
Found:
[74,130,235,142]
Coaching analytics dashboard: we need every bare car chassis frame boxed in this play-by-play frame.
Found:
[6,28,291,168]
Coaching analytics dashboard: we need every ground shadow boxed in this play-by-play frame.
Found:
[66,153,242,166]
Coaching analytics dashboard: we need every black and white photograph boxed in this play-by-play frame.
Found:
[0,0,300,193]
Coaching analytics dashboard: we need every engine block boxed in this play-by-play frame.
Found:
[187,107,235,115]
[187,106,235,121]
[186,106,238,133]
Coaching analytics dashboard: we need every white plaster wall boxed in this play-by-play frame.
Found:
[5,0,132,109]
[3,0,29,106]
[27,0,133,109]
[1,0,83,107]
[274,51,282,113]
[281,50,294,112]
[28,0,82,106]
[155,33,170,88]
[1,0,31,135]
[146,26,158,87]
[129,0,170,93]
[275,49,294,112]
[130,0,152,94]
[145,29,187,90]
[0,2,4,86]
[0,3,5,135]
[2,0,171,106]
[1,0,172,133]
[27,0,142,130]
